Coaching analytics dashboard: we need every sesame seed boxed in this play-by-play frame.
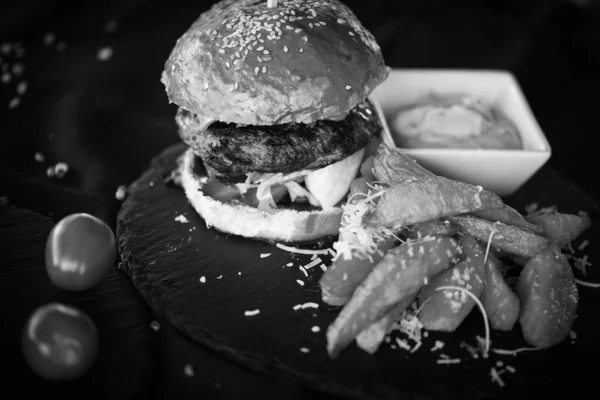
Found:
[225,61,231,68]
[337,18,344,24]
[302,36,308,42]
[349,31,355,36]
[294,28,302,33]
[254,66,260,75]
[263,49,270,55]
[203,82,209,90]
[345,85,352,90]
[283,45,288,52]
[262,65,267,73]
[257,46,264,51]
[299,48,304,53]
[234,82,238,89]
[257,56,263,62]
[218,49,225,54]
[212,29,217,35]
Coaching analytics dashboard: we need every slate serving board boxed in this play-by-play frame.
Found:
[117,143,600,400]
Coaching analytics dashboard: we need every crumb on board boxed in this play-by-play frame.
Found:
[97,46,113,61]
[296,279,304,286]
[183,363,195,377]
[299,347,310,354]
[150,320,161,332]
[174,214,189,223]
[115,185,127,200]
[199,276,206,283]
[311,326,320,333]
[244,309,260,317]
[34,152,45,163]
[260,253,271,258]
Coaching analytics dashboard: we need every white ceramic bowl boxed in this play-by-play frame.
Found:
[370,69,551,197]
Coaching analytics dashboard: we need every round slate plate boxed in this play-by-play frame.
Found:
[117,143,600,400]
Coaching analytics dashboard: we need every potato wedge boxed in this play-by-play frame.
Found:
[516,244,579,348]
[481,254,520,331]
[408,219,458,239]
[526,212,591,246]
[471,205,543,235]
[372,144,435,183]
[365,180,503,230]
[355,294,417,354]
[450,215,550,258]
[417,234,485,332]
[320,236,396,306]
[326,236,460,358]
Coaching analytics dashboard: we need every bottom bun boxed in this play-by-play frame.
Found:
[176,148,343,243]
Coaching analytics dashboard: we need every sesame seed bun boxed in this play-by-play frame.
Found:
[161,0,390,125]
[176,148,343,242]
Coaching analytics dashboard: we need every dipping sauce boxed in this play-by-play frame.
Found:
[390,96,522,150]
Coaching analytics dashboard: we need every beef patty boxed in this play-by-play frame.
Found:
[175,99,382,184]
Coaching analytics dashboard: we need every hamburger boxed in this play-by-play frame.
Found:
[161,0,389,242]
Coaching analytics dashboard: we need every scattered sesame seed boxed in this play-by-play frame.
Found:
[283,45,288,52]
[294,28,302,33]
[150,320,161,332]
[199,276,206,283]
[43,33,56,46]
[8,97,20,109]
[115,185,127,200]
[16,82,27,94]
[349,31,355,36]
[97,47,113,61]
[345,85,352,90]
[298,48,304,53]
[225,61,231,68]
[302,36,308,42]
[262,65,267,73]
[183,364,195,377]
[337,18,344,24]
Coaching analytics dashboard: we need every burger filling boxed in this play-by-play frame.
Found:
[179,99,383,212]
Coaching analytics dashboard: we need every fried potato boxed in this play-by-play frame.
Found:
[355,295,416,354]
[372,144,435,183]
[407,219,458,239]
[326,236,460,358]
[471,205,543,234]
[449,215,550,258]
[481,254,520,331]
[417,234,485,332]
[365,180,503,230]
[320,236,396,306]
[516,245,579,348]
[526,212,592,246]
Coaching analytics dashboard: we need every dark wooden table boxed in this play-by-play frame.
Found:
[1,1,599,399]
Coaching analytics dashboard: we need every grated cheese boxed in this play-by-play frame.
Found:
[575,279,600,288]
[301,302,319,309]
[260,253,271,258]
[320,264,328,272]
[275,243,331,255]
[244,309,260,317]
[437,358,461,365]
[490,367,505,387]
[492,347,541,356]
[174,214,189,223]
[578,240,589,251]
[299,347,310,353]
[436,285,490,357]
[296,279,304,286]
[430,341,445,352]
[303,257,322,270]
[299,266,308,277]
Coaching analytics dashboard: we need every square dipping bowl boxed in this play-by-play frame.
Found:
[370,69,551,197]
